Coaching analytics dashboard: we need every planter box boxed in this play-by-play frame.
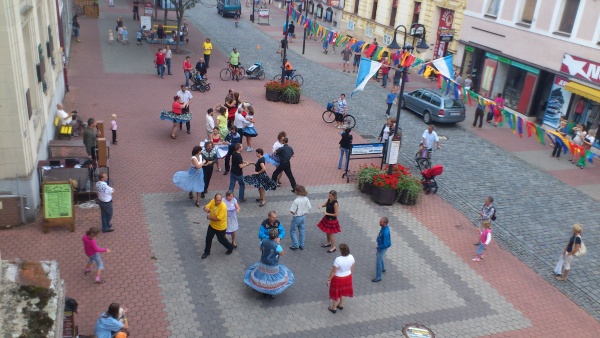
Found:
[371,186,396,206]
[265,89,281,102]
[359,182,374,195]
[398,189,417,205]
[281,94,300,104]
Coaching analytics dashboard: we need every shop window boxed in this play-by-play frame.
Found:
[353,0,359,14]
[412,2,421,24]
[389,0,397,27]
[309,1,314,14]
[520,0,536,24]
[316,4,323,18]
[325,7,333,22]
[486,0,501,17]
[371,0,377,21]
[503,65,539,114]
[558,0,580,34]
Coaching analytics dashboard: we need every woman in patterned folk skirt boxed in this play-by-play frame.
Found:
[243,148,277,207]
[317,190,341,253]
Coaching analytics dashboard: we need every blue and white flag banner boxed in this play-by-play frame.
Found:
[431,55,454,80]
[352,58,382,97]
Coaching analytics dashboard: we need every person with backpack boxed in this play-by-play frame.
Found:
[556,223,585,281]
[474,196,495,245]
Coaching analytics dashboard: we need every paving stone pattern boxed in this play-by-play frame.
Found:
[186,5,600,321]
[143,185,530,338]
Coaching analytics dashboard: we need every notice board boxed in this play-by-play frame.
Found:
[43,182,75,233]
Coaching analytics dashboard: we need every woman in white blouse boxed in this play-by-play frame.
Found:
[326,243,355,314]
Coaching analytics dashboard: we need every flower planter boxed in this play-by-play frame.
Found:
[281,94,300,104]
[265,89,281,102]
[359,182,374,195]
[397,189,417,206]
[371,186,396,206]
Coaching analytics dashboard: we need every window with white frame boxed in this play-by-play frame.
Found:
[486,0,501,17]
[557,0,580,34]
[520,0,536,24]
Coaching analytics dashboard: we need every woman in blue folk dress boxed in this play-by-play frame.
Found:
[244,228,294,298]
[173,146,206,207]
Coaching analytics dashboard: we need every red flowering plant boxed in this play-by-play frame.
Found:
[264,80,284,92]
[357,163,386,186]
[384,164,412,177]
[372,173,400,190]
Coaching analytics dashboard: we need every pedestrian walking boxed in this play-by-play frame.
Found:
[223,126,242,174]
[133,0,140,20]
[156,24,165,44]
[229,143,252,202]
[271,137,297,193]
[380,56,390,88]
[243,148,277,207]
[288,21,295,42]
[326,243,354,314]
[108,30,114,45]
[352,46,361,73]
[201,193,235,259]
[121,26,129,44]
[474,196,495,245]
[94,303,129,338]
[201,141,219,198]
[472,101,484,128]
[206,108,215,139]
[393,69,402,87]
[183,56,192,86]
[338,128,352,171]
[165,46,172,75]
[116,17,123,41]
[577,131,595,169]
[556,223,584,281]
[550,120,568,159]
[110,114,118,145]
[385,88,397,117]
[341,45,352,72]
[372,217,391,282]
[224,190,240,248]
[322,39,329,54]
[317,190,341,253]
[464,76,472,91]
[493,93,504,127]
[472,221,492,262]
[203,38,213,68]
[82,227,111,284]
[242,106,258,152]
[72,15,81,42]
[155,48,165,78]
[289,185,311,250]
[83,118,101,160]
[176,85,193,134]
[172,146,205,207]
[258,211,286,241]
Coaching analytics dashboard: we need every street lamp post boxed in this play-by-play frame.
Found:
[386,23,428,174]
[281,0,291,84]
[302,0,309,54]
[251,0,255,23]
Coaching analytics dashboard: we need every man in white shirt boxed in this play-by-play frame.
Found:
[95,173,115,233]
[176,85,193,134]
[289,185,311,250]
[56,103,76,126]
[419,124,440,158]
[205,108,215,139]
[233,108,246,131]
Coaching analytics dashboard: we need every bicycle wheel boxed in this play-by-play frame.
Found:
[237,67,245,80]
[416,158,431,170]
[343,115,356,129]
[292,75,304,86]
[220,68,232,81]
[322,111,335,123]
[273,74,282,82]
[258,72,265,80]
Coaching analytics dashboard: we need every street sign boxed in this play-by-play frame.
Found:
[351,143,384,155]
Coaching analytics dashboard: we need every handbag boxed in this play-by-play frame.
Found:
[575,235,587,256]
[553,254,564,275]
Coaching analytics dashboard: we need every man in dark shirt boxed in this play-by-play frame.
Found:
[201,142,218,199]
[83,118,100,160]
[271,137,297,193]
[223,126,241,174]
[195,57,208,79]
[228,143,251,202]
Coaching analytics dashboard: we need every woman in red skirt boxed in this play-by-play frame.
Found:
[326,243,355,313]
[317,190,341,253]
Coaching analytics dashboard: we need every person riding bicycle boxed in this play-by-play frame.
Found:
[334,94,348,129]
[284,59,293,78]
[228,48,241,81]
[419,124,440,158]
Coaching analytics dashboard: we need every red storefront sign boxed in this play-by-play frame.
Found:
[434,9,454,59]
[560,54,600,85]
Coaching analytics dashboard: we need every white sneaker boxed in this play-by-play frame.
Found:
[246,147,253,152]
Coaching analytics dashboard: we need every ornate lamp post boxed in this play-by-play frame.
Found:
[281,0,291,84]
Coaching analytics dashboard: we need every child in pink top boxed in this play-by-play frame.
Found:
[111,114,118,145]
[472,221,492,262]
[83,227,111,284]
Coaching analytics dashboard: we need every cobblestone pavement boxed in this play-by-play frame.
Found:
[186,3,600,321]
[1,0,600,336]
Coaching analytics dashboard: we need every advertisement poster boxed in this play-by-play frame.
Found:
[542,75,572,128]
[433,8,454,59]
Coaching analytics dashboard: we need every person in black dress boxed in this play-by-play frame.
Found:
[244,149,277,207]
[271,137,297,193]
[317,190,341,253]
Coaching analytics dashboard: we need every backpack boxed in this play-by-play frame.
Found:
[491,207,497,221]
[575,235,587,256]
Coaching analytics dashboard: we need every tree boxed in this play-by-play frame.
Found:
[169,0,203,52]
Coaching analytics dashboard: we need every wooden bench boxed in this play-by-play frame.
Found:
[54,116,72,140]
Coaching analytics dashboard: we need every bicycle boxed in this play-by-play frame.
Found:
[322,101,356,129]
[220,62,245,81]
[273,69,304,86]
[414,146,435,171]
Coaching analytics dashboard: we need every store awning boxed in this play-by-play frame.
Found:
[564,82,600,103]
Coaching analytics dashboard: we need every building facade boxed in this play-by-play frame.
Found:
[0,0,72,222]
[457,0,600,138]
[302,0,346,31]
[339,0,467,61]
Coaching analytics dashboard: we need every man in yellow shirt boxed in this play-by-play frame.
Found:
[203,38,213,69]
[201,193,234,259]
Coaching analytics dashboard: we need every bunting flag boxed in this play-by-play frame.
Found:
[352,58,382,97]
[431,55,454,80]
[437,74,442,89]
[525,121,534,137]
[536,126,545,145]
[445,80,451,95]
[504,111,513,130]
[418,64,426,75]
[453,83,460,99]
[517,117,523,138]
[441,79,447,93]
[363,44,377,58]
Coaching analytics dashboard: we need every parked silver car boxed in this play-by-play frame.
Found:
[402,89,466,124]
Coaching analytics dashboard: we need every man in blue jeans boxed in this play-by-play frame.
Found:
[289,185,311,250]
[229,143,251,202]
[372,217,391,282]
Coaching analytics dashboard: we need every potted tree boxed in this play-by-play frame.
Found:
[357,164,384,195]
[397,176,422,205]
[264,80,283,102]
[371,172,399,206]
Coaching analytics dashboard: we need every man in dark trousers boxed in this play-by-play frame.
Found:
[83,118,100,160]
[201,141,218,199]
[195,57,208,80]
[133,0,140,20]
[271,137,297,193]
[201,193,235,259]
[223,126,242,175]
[229,143,251,202]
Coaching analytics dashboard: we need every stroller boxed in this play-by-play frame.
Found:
[245,62,265,80]
[420,164,443,194]
[190,70,210,92]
